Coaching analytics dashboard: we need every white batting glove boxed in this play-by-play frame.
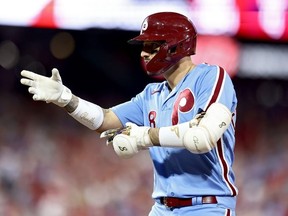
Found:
[20,68,72,107]
[101,122,153,159]
[112,134,139,159]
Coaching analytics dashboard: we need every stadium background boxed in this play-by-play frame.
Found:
[0,0,288,215]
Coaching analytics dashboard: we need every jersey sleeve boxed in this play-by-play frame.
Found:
[111,94,144,127]
[195,64,237,114]
[111,81,164,127]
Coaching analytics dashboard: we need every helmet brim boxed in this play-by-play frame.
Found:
[128,34,165,45]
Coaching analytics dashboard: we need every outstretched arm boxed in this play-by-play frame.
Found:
[20,68,123,132]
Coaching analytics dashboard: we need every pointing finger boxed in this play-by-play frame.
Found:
[21,70,42,80]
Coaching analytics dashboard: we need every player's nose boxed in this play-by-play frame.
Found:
[141,50,150,58]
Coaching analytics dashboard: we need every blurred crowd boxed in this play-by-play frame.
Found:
[0,91,287,216]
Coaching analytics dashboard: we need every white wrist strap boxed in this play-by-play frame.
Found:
[69,98,104,130]
[159,122,190,147]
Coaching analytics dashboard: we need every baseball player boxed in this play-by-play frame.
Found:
[20,12,238,216]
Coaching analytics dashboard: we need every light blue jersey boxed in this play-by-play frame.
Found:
[112,63,238,212]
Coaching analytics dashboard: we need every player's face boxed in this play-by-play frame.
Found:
[141,42,161,62]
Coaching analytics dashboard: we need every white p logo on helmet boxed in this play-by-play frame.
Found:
[140,20,148,34]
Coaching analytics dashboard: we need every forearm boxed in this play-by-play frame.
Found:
[148,123,190,147]
[64,95,123,132]
[147,103,232,154]
[148,128,160,146]
[65,96,104,130]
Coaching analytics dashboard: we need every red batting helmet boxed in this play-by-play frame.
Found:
[128,12,197,76]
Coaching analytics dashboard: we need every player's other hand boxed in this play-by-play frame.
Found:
[20,68,72,107]
[102,122,153,159]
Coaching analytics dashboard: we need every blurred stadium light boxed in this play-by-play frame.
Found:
[0,0,287,79]
[0,0,287,41]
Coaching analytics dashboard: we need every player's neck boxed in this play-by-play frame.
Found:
[164,57,195,90]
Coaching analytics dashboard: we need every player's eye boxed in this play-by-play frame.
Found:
[150,47,159,54]
[142,42,162,54]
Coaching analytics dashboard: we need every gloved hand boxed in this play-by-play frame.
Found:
[20,68,72,107]
[100,122,153,159]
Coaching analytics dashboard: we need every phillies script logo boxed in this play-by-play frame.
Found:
[172,88,195,125]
